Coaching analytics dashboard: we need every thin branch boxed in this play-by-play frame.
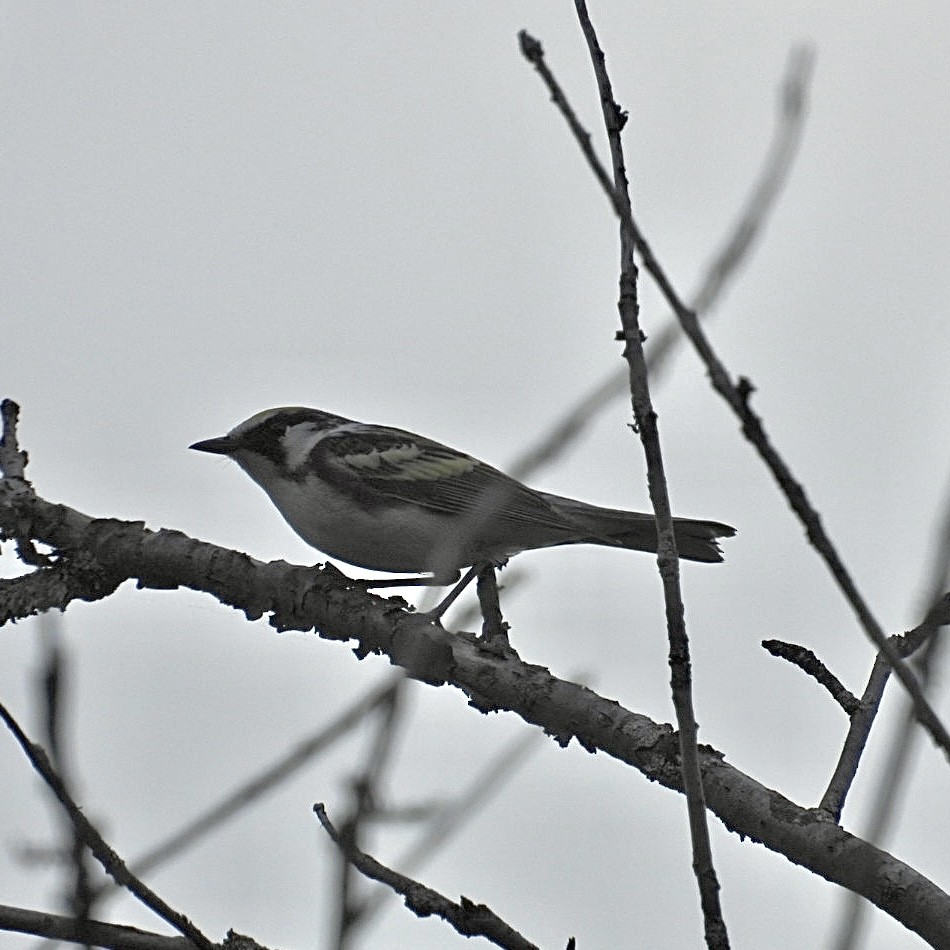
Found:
[36,613,97,938]
[505,43,813,486]
[91,676,402,900]
[516,28,950,760]
[0,902,196,950]
[314,804,542,950]
[818,597,950,820]
[761,639,860,715]
[688,45,814,317]
[0,701,214,950]
[570,5,728,945]
[333,679,405,949]
[829,487,950,950]
[828,686,922,950]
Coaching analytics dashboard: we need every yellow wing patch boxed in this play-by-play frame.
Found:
[343,443,477,481]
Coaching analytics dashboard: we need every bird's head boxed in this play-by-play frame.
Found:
[189,407,352,483]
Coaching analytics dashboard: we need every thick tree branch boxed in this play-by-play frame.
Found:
[2,472,949,944]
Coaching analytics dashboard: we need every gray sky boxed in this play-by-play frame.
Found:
[2,3,950,948]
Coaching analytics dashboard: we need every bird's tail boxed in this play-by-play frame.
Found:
[540,493,736,563]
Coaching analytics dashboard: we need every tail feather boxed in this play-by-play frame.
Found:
[669,517,736,562]
[540,493,735,563]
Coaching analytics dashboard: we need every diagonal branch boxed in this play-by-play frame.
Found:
[819,594,950,821]
[515,27,950,762]
[829,488,950,950]
[761,639,860,715]
[314,804,542,950]
[0,701,214,950]
[506,42,813,486]
[357,727,544,925]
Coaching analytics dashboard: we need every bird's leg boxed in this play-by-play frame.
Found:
[342,565,480,619]
[475,563,511,653]
[346,563,512,634]
[420,564,482,620]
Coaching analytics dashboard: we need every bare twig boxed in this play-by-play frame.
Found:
[568,5,729,946]
[829,488,950,950]
[761,639,860,715]
[687,45,814,318]
[517,26,950,760]
[0,701,213,950]
[819,597,950,821]
[314,804,542,950]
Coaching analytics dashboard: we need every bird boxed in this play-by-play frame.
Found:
[190,406,735,613]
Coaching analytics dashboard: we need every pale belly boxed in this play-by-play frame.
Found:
[257,473,474,574]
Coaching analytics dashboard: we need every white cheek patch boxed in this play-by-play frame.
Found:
[281,422,328,472]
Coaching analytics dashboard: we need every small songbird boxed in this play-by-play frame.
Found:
[190,407,735,605]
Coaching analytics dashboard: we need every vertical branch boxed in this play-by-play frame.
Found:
[818,597,950,820]
[518,15,950,759]
[829,486,950,950]
[37,614,96,938]
[568,6,729,946]
[332,678,405,950]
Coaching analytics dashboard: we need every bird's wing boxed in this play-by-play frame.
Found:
[310,424,573,534]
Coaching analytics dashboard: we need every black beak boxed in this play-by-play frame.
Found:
[189,436,236,456]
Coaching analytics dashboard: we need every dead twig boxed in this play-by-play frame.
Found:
[314,804,543,950]
[0,700,213,950]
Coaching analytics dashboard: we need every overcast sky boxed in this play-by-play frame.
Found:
[2,3,950,949]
